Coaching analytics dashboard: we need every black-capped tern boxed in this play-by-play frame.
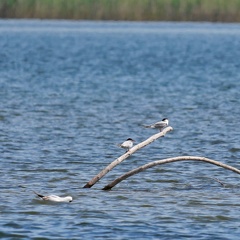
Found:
[33,191,73,202]
[143,118,169,132]
[117,138,135,152]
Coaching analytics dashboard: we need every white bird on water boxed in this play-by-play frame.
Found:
[143,118,169,132]
[33,191,73,202]
[117,138,135,152]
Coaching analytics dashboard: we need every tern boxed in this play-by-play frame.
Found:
[33,191,73,202]
[117,138,135,152]
[143,118,169,132]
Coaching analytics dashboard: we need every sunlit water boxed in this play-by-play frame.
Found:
[1,20,240,239]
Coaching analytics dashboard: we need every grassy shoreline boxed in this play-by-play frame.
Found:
[1,0,240,22]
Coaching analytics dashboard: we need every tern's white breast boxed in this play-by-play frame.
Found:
[43,195,73,202]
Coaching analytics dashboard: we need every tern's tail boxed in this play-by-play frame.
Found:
[143,125,152,128]
[33,190,45,198]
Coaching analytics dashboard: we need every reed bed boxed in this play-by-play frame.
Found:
[1,0,240,22]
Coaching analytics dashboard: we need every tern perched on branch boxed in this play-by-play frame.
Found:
[117,138,135,152]
[33,191,73,202]
[143,118,169,132]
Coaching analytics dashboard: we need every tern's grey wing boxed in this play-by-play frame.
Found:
[154,122,167,128]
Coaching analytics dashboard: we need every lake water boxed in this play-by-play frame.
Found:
[1,20,240,239]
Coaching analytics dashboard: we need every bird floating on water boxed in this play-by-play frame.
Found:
[143,118,169,132]
[117,138,135,152]
[33,191,73,202]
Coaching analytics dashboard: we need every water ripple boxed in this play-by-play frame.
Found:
[1,20,240,239]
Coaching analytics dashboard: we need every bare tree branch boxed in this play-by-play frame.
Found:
[102,156,240,190]
[83,126,173,188]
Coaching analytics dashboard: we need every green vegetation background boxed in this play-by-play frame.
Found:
[1,0,240,22]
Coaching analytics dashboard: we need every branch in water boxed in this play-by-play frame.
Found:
[83,126,173,188]
[102,156,240,190]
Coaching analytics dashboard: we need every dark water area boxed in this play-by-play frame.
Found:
[1,20,240,239]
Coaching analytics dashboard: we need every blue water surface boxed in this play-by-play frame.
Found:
[1,20,240,239]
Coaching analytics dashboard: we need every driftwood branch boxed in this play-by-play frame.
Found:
[83,126,173,188]
[102,156,240,190]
